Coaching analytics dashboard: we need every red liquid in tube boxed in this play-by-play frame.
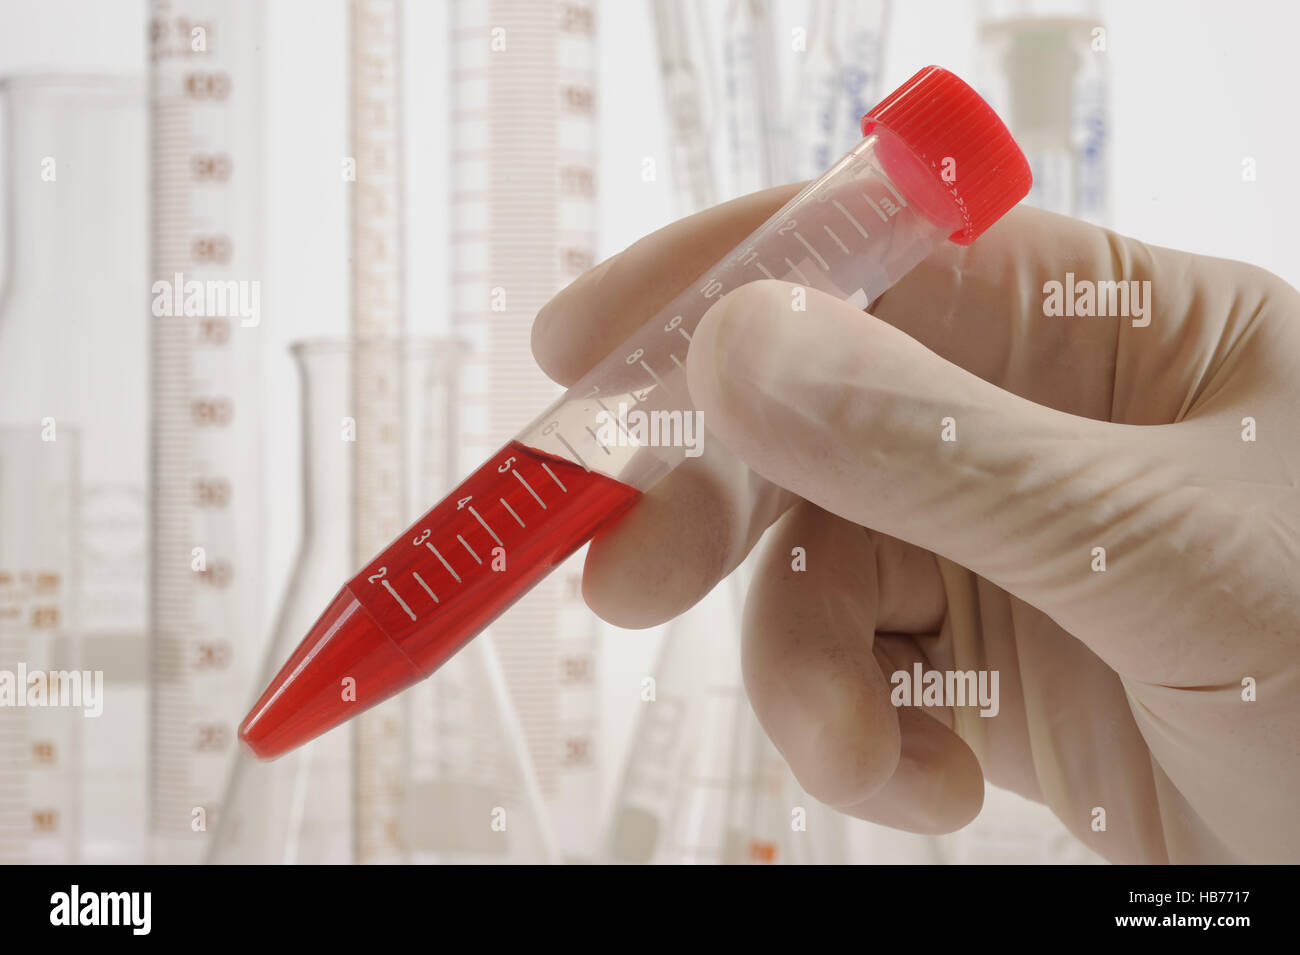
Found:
[239,440,639,759]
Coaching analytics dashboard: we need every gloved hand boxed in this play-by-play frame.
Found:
[532,186,1300,864]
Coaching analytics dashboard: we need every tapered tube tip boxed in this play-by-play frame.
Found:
[238,587,422,760]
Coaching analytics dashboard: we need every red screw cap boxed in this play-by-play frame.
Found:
[862,65,1032,245]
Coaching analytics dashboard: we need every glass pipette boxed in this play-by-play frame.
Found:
[241,66,1033,760]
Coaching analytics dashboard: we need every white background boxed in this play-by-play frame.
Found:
[2,0,1297,861]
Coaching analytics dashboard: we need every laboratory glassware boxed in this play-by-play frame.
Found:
[603,588,717,864]
[0,429,80,863]
[209,338,558,864]
[789,0,843,181]
[148,0,267,862]
[349,0,410,864]
[722,567,849,865]
[719,5,853,855]
[604,573,846,864]
[449,0,603,858]
[650,0,719,212]
[978,0,1108,222]
[722,0,784,196]
[241,66,1033,770]
[791,1,892,181]
[833,0,890,158]
[0,75,148,863]
[940,785,1107,863]
[961,0,1110,863]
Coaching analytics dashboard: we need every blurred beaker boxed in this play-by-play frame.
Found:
[0,75,148,863]
[449,0,603,859]
[0,428,81,863]
[348,0,410,863]
[209,337,558,863]
[604,573,847,865]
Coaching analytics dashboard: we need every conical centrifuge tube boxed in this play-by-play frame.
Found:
[240,66,1033,760]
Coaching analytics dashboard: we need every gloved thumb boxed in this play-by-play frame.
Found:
[685,279,1179,655]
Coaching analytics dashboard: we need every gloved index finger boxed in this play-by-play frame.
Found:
[531,183,803,388]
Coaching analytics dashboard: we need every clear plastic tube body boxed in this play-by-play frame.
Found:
[516,127,960,491]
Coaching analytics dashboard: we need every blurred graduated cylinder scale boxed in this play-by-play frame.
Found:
[0,432,80,863]
[148,0,266,862]
[450,0,604,858]
[348,0,411,865]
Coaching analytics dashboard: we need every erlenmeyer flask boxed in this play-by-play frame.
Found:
[0,75,148,863]
[209,338,557,863]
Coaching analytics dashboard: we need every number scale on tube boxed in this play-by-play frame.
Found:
[149,0,265,862]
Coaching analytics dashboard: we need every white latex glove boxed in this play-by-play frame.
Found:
[532,188,1300,864]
